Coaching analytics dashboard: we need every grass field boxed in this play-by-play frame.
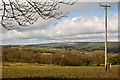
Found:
[2,65,119,79]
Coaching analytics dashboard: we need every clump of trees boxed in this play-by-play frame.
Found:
[2,47,119,66]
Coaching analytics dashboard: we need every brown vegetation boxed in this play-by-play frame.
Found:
[2,46,119,66]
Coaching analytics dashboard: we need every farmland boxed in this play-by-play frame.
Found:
[2,42,119,66]
[2,42,119,79]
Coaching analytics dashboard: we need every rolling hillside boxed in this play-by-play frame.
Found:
[34,42,118,53]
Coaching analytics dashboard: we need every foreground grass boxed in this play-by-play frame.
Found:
[2,65,119,79]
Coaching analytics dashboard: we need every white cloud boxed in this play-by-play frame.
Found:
[47,16,104,37]
[42,14,118,37]
[1,12,118,45]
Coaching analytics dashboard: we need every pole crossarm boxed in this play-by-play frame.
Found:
[100,3,111,7]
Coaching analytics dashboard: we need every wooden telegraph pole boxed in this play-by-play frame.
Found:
[100,3,111,71]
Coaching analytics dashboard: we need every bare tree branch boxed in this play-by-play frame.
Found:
[0,0,76,30]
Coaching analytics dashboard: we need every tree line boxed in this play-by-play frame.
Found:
[2,47,119,66]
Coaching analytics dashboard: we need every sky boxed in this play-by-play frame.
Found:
[0,0,119,45]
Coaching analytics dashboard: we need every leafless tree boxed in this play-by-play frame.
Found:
[0,0,76,30]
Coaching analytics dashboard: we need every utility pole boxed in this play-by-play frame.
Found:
[100,3,111,71]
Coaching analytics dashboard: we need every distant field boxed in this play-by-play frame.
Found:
[7,42,119,53]
[2,65,119,79]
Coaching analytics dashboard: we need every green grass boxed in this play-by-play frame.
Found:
[2,65,119,79]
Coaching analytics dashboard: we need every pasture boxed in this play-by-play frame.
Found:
[2,65,119,79]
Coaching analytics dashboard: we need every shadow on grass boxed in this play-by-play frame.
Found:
[1,77,119,80]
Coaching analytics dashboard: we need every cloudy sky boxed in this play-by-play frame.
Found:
[0,0,119,45]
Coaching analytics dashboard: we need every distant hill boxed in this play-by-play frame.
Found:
[2,42,119,53]
[35,42,119,53]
